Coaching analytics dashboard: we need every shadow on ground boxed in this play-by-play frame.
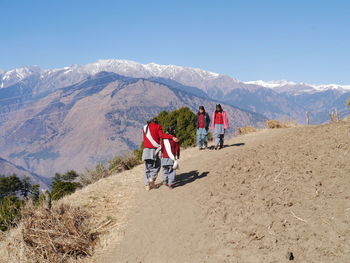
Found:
[173,170,209,188]
[207,143,245,150]
[226,143,245,147]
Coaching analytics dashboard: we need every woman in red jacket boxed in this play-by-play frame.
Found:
[161,126,180,189]
[211,104,229,150]
[142,119,179,190]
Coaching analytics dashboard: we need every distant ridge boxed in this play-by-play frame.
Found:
[0,157,49,187]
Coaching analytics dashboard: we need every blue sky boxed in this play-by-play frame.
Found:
[1,0,350,84]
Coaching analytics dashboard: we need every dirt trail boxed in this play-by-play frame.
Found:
[95,121,350,263]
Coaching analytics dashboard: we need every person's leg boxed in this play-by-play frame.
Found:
[144,160,151,185]
[200,128,206,149]
[168,166,176,187]
[149,157,160,182]
[197,129,202,149]
[203,129,208,148]
[162,166,169,185]
[219,134,224,148]
[220,134,225,148]
[215,132,220,147]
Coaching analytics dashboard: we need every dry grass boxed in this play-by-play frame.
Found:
[80,164,110,186]
[80,154,141,186]
[343,116,350,122]
[238,126,257,135]
[22,203,97,262]
[108,154,141,174]
[0,203,98,263]
[265,120,299,129]
[0,163,143,263]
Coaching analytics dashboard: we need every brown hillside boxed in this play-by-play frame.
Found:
[0,74,265,178]
[1,120,349,263]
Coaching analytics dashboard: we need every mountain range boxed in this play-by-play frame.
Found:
[0,59,349,179]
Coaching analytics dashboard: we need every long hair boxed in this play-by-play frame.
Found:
[215,104,223,113]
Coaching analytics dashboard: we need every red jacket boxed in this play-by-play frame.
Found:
[161,139,180,159]
[143,122,173,149]
[211,111,229,129]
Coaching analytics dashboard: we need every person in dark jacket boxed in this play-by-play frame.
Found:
[195,106,211,150]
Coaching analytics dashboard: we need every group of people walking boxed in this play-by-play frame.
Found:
[142,104,229,190]
[195,104,229,150]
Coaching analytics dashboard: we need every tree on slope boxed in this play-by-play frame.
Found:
[155,107,196,147]
[51,170,82,200]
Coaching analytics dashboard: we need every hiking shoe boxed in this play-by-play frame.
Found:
[149,178,155,189]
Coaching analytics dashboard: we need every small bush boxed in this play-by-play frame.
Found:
[206,131,213,142]
[266,120,288,129]
[108,154,141,174]
[238,126,257,135]
[21,203,98,262]
[51,181,82,200]
[80,163,109,186]
[50,171,82,200]
[0,196,23,231]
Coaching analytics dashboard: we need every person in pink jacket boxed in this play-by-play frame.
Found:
[211,104,229,150]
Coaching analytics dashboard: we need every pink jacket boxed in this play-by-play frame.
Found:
[211,111,229,129]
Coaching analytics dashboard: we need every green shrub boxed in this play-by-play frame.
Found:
[0,174,22,200]
[50,170,82,200]
[0,195,23,231]
[0,174,40,202]
[51,181,82,200]
[155,107,196,147]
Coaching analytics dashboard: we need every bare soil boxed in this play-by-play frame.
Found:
[3,122,348,263]
[93,121,350,263]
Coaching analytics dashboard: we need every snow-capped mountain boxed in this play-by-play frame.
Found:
[2,59,349,96]
[0,60,241,97]
[71,59,240,97]
[245,80,350,94]
[0,66,43,88]
[1,59,349,124]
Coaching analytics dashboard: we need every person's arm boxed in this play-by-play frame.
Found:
[211,112,215,129]
[223,111,229,129]
[175,142,180,159]
[158,126,173,140]
[206,113,211,130]
[157,125,179,142]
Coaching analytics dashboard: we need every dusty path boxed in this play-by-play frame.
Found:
[95,121,350,263]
